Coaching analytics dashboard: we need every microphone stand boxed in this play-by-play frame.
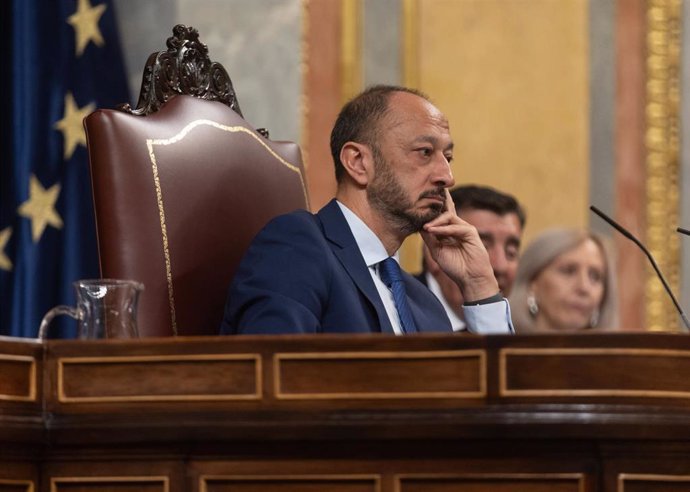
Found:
[591,206,690,332]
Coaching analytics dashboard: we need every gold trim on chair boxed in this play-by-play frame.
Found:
[146,139,176,334]
[147,119,309,336]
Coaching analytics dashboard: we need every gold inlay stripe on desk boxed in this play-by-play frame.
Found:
[500,347,690,398]
[619,473,690,492]
[0,354,37,402]
[274,350,485,399]
[57,353,261,403]
[395,473,585,492]
[51,476,169,492]
[200,474,381,492]
[0,479,34,492]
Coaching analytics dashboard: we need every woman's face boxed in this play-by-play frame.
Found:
[530,238,606,331]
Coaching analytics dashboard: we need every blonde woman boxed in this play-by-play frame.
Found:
[510,228,617,333]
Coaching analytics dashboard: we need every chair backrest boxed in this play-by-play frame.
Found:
[84,25,309,337]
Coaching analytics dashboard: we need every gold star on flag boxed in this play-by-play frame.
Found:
[17,175,63,243]
[0,227,11,272]
[68,0,107,56]
[54,92,95,160]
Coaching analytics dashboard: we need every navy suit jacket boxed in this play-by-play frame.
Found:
[221,199,452,334]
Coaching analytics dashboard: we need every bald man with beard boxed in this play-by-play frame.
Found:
[221,86,513,335]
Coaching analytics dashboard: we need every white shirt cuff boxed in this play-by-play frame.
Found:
[463,298,515,334]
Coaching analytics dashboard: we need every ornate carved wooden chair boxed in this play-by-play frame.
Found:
[84,25,309,336]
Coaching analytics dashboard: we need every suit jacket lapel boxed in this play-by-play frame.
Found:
[317,200,394,334]
[404,274,453,333]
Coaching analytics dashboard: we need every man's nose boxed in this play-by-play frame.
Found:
[489,247,508,274]
[432,155,454,188]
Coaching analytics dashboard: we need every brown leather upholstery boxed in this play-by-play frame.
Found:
[83,31,308,337]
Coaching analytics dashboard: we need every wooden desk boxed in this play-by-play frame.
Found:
[3,333,690,491]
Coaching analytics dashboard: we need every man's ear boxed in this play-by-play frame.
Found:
[340,142,373,186]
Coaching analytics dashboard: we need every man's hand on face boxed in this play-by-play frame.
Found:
[420,189,500,302]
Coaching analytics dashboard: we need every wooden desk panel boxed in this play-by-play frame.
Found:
[0,339,41,405]
[274,350,484,399]
[201,475,380,492]
[0,482,34,492]
[500,347,690,399]
[50,477,168,492]
[5,334,690,491]
[57,354,260,403]
[396,474,585,492]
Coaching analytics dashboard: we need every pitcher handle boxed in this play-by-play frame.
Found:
[38,305,80,340]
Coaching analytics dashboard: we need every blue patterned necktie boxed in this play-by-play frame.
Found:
[378,257,418,334]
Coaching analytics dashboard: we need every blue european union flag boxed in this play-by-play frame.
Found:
[0,0,130,337]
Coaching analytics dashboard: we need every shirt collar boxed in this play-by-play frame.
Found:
[425,271,466,331]
[336,201,390,267]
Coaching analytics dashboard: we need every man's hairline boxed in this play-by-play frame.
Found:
[457,205,523,222]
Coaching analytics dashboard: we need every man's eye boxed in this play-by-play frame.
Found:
[417,148,432,157]
[444,153,454,163]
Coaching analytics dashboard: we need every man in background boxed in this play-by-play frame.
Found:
[417,185,525,331]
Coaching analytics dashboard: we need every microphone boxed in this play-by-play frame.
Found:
[590,205,690,332]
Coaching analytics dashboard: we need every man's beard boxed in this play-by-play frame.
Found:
[367,150,446,236]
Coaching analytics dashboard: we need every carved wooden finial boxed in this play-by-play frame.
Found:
[119,24,243,117]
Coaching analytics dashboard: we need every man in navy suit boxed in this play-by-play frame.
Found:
[221,85,513,335]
